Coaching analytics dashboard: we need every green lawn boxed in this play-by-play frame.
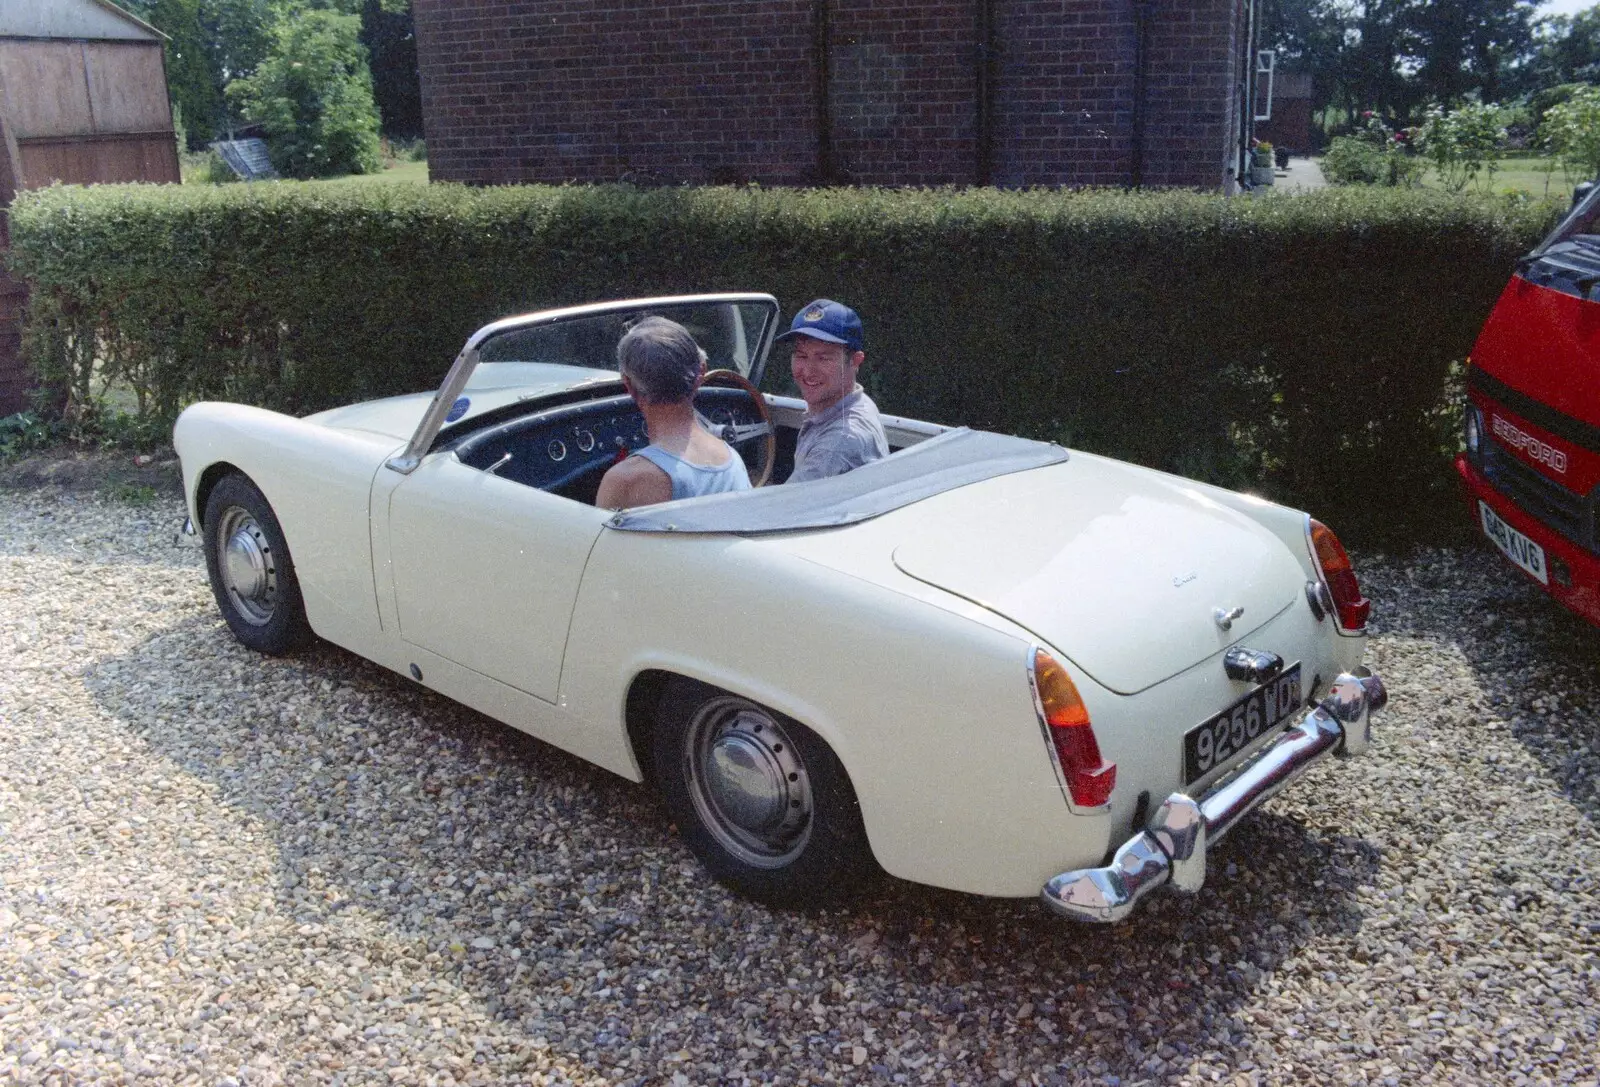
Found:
[181,157,429,185]
[1418,155,1585,198]
[308,159,429,185]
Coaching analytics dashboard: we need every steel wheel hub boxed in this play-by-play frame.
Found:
[216,508,278,626]
[706,729,791,831]
[685,700,812,868]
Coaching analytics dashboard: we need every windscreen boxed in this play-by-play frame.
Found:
[1526,184,1600,300]
[466,301,776,392]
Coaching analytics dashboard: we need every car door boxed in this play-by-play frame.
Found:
[384,455,608,703]
[375,293,781,703]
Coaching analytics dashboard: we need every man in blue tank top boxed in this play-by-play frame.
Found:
[596,317,753,508]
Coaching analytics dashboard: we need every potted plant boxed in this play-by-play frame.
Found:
[1251,141,1275,185]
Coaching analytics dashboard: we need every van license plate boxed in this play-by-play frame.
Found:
[1184,664,1303,785]
[1480,501,1548,585]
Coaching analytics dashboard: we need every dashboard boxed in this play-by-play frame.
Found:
[451,388,768,502]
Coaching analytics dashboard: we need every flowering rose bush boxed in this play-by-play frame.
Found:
[1322,114,1423,187]
[1418,104,1508,193]
[1540,86,1600,183]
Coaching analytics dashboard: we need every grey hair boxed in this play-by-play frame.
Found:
[616,316,707,405]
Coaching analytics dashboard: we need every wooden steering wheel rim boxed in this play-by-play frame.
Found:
[701,368,776,488]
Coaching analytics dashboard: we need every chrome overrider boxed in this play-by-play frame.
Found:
[1041,668,1387,923]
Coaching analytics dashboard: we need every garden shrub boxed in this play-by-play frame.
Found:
[226,10,382,179]
[1418,103,1508,192]
[1322,115,1424,188]
[6,182,1558,543]
[1540,85,1600,182]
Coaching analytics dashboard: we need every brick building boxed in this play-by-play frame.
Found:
[414,0,1260,192]
[1253,70,1313,157]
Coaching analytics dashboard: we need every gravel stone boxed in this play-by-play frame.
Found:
[2,487,1598,1085]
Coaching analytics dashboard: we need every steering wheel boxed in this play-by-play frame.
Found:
[699,369,776,487]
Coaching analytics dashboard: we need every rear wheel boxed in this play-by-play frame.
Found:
[202,474,312,654]
[653,678,875,905]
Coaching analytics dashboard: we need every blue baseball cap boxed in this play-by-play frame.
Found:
[775,298,863,354]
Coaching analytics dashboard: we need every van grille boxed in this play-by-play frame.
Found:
[1482,438,1593,548]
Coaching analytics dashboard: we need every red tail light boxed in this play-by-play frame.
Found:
[1308,519,1370,631]
[1032,649,1116,809]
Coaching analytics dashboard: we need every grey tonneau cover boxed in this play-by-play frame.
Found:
[608,428,1069,534]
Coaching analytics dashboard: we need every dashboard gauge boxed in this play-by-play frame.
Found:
[575,428,595,452]
[547,439,567,462]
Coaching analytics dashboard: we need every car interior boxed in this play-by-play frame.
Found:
[449,385,782,504]
[433,298,942,505]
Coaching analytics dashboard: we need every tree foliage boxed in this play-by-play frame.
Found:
[1409,0,1540,104]
[226,9,383,178]
[1261,0,1575,129]
[360,0,422,140]
[1523,5,1600,87]
[125,0,416,150]
[123,0,273,147]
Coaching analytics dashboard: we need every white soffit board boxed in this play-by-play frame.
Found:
[0,0,164,41]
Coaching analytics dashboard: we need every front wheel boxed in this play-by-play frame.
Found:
[653,678,876,906]
[202,473,312,654]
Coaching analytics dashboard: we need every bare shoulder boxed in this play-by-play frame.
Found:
[596,454,672,509]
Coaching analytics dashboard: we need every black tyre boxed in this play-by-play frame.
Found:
[654,677,876,906]
[202,473,313,654]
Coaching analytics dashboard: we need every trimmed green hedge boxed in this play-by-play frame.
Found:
[6,181,1560,540]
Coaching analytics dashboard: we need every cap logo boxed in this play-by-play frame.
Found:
[804,307,826,322]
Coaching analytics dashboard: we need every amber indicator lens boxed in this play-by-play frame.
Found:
[1309,519,1371,631]
[1033,649,1116,808]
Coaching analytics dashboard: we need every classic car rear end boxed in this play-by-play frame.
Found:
[568,444,1383,920]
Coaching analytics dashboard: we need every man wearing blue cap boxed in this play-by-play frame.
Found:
[776,298,889,483]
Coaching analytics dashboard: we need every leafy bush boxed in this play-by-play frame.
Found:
[225,10,381,179]
[1540,85,1600,182]
[384,137,426,163]
[1322,114,1424,187]
[0,411,57,460]
[1418,103,1508,192]
[187,150,241,185]
[7,182,1559,542]
[1322,136,1424,186]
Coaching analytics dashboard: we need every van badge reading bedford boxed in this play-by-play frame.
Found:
[1492,414,1568,474]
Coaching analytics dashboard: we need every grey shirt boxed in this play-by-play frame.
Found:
[789,385,889,483]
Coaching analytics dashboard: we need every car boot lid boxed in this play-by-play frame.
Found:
[888,455,1304,695]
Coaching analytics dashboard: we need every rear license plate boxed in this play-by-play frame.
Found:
[1184,664,1303,785]
[1479,500,1548,585]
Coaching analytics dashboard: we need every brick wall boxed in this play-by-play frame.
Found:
[826,1,980,185]
[414,0,1248,190]
[415,0,819,185]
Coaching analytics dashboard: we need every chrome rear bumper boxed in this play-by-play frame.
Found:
[1041,668,1386,923]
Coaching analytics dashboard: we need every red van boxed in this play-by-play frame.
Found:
[1457,183,1600,622]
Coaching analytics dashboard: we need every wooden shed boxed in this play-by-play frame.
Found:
[0,0,180,415]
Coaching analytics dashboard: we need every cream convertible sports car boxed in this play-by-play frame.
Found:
[174,293,1387,923]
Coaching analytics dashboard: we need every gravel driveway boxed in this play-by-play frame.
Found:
[2,485,1597,1086]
